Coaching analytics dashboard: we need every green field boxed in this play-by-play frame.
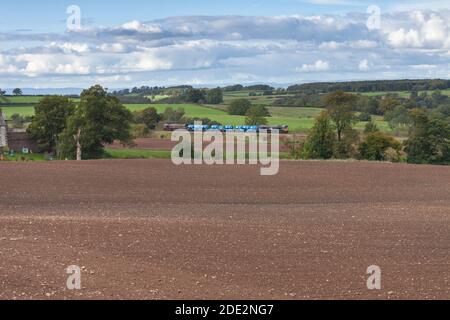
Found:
[223,91,294,106]
[356,89,450,98]
[125,103,226,117]
[1,96,44,103]
[0,90,395,133]
[105,149,172,159]
[0,106,36,118]
[267,107,323,118]
[0,102,391,133]
[2,153,46,161]
[145,95,171,102]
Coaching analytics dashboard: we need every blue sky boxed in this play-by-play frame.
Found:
[0,0,449,89]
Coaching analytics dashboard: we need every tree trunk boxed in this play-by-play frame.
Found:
[74,128,82,161]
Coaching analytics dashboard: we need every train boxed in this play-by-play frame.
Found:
[164,124,289,134]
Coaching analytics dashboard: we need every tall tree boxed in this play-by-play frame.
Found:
[304,111,336,159]
[58,85,133,160]
[27,96,76,153]
[206,88,223,104]
[379,95,400,114]
[184,88,205,103]
[324,91,357,142]
[228,99,251,116]
[245,105,269,126]
[405,108,450,164]
[12,88,22,96]
[133,107,161,129]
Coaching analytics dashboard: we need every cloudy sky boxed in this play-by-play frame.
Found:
[0,0,449,89]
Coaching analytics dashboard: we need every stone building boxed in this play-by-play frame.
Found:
[0,112,37,152]
[0,112,7,148]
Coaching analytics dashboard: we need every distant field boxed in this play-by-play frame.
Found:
[223,91,294,106]
[2,96,43,103]
[356,89,450,98]
[267,107,323,118]
[0,100,392,133]
[145,95,170,102]
[0,106,36,118]
[0,103,391,133]
[125,103,225,118]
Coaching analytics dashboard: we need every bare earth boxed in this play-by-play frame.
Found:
[0,160,449,300]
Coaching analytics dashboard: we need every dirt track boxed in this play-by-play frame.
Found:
[0,160,449,300]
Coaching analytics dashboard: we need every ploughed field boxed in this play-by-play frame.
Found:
[0,160,449,299]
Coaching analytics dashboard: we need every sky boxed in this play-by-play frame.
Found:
[0,0,450,89]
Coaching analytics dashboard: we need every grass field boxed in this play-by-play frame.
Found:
[105,149,172,159]
[0,106,36,118]
[1,96,44,103]
[267,107,323,118]
[145,95,171,101]
[0,102,391,133]
[2,153,46,161]
[223,91,295,106]
[355,89,450,98]
[0,91,395,133]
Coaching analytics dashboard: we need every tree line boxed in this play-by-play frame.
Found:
[287,79,450,94]
[286,91,450,165]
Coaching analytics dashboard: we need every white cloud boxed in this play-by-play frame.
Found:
[388,28,422,48]
[297,60,330,72]
[358,59,370,71]
[1,9,450,87]
[121,20,162,33]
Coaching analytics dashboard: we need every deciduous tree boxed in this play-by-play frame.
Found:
[28,96,76,153]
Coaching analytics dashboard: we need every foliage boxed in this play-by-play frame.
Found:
[183,117,222,126]
[405,108,450,164]
[9,113,32,128]
[359,132,402,161]
[283,136,305,160]
[133,107,161,129]
[303,112,336,159]
[245,105,269,125]
[130,124,150,138]
[287,79,450,94]
[228,99,252,115]
[357,112,372,122]
[58,85,133,160]
[27,96,76,153]
[384,105,411,129]
[334,127,359,159]
[13,88,23,96]
[184,88,205,103]
[205,88,223,104]
[324,91,357,142]
[364,120,379,134]
[161,107,185,123]
[379,95,400,114]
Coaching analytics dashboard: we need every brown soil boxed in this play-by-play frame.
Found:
[0,160,449,300]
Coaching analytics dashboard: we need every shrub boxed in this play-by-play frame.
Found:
[364,120,379,134]
[359,132,402,161]
[245,106,269,126]
[228,99,252,115]
[130,124,150,139]
[133,107,161,129]
[206,88,223,104]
